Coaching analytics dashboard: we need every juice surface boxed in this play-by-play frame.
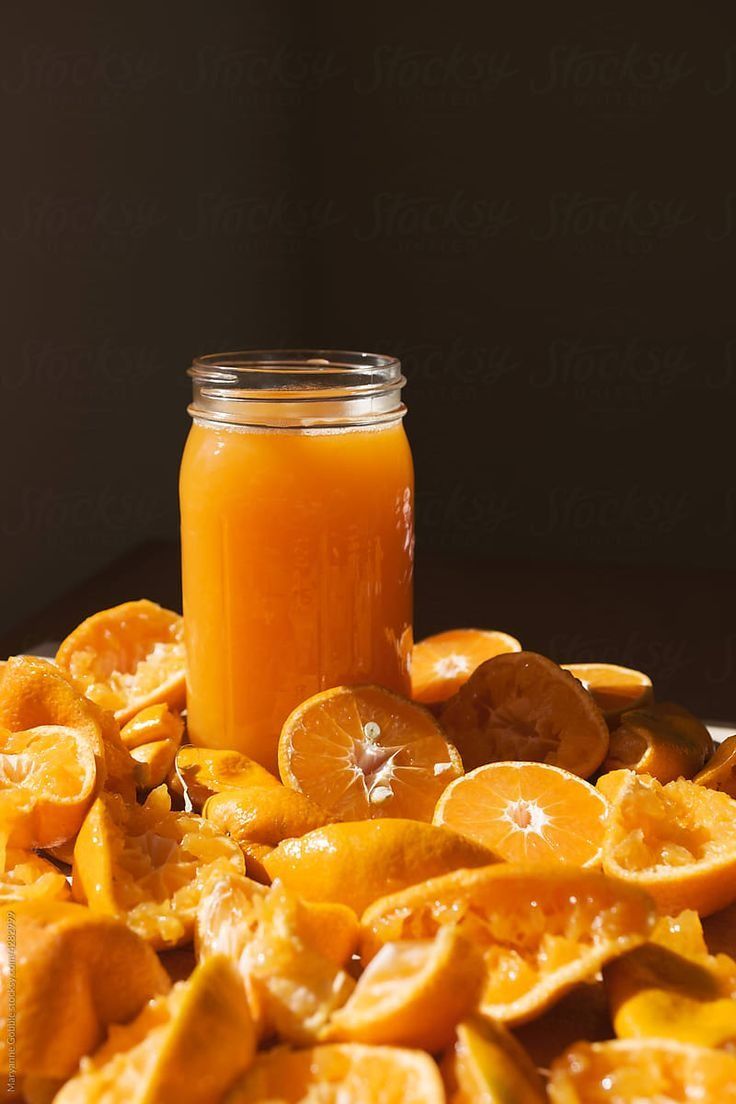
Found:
[180,420,414,772]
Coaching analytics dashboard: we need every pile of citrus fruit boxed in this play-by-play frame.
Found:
[3,603,736,1101]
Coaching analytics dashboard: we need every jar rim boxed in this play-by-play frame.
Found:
[188,348,406,430]
[190,349,402,386]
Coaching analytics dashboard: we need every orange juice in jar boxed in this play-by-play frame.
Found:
[180,351,414,772]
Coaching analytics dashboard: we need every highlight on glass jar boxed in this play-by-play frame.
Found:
[180,350,414,773]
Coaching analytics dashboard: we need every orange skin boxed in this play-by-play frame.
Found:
[695,734,736,796]
[604,702,713,783]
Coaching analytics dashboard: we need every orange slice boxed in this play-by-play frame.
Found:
[72,786,244,948]
[442,1016,546,1104]
[278,685,463,822]
[0,723,97,849]
[604,702,713,783]
[120,704,183,791]
[171,746,279,810]
[325,926,483,1051]
[225,1043,446,1104]
[441,652,609,776]
[361,864,655,1026]
[562,663,653,721]
[263,818,496,914]
[0,846,69,904]
[53,955,255,1104]
[56,599,186,724]
[412,629,522,705]
[695,732,736,795]
[601,772,736,916]
[434,761,608,866]
[548,1038,736,1103]
[0,900,169,1083]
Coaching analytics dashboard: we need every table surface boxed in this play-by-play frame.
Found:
[3,540,735,726]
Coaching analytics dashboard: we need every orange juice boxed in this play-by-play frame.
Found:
[180,352,413,772]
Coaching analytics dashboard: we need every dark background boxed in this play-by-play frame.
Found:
[2,2,736,711]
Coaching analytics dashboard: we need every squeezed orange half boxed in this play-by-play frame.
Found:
[180,421,413,773]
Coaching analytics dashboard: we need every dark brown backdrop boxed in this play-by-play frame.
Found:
[2,2,735,665]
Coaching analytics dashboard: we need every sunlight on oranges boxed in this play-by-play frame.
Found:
[2,605,736,1101]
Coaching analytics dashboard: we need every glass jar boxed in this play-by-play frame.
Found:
[180,350,414,773]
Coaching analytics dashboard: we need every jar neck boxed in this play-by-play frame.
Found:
[188,350,406,430]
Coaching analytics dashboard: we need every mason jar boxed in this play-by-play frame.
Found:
[180,350,414,773]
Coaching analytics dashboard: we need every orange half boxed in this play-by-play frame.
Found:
[361,864,655,1026]
[412,629,522,706]
[434,761,608,866]
[56,599,185,724]
[325,927,483,1051]
[0,847,70,905]
[548,1038,736,1103]
[226,1044,446,1104]
[562,663,653,721]
[278,685,463,822]
[0,723,97,848]
[602,772,736,917]
[441,652,610,776]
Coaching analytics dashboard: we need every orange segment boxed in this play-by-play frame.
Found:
[325,927,483,1051]
[602,772,736,916]
[434,762,608,866]
[441,652,609,776]
[72,786,244,948]
[695,732,736,795]
[278,685,463,822]
[361,864,655,1025]
[0,723,97,849]
[120,704,183,790]
[442,1016,546,1104]
[562,663,653,721]
[548,1038,736,1103]
[604,702,713,783]
[56,599,185,724]
[0,900,170,1083]
[263,818,496,914]
[412,629,522,705]
[171,746,279,810]
[52,956,255,1104]
[0,847,69,904]
[225,1044,446,1104]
